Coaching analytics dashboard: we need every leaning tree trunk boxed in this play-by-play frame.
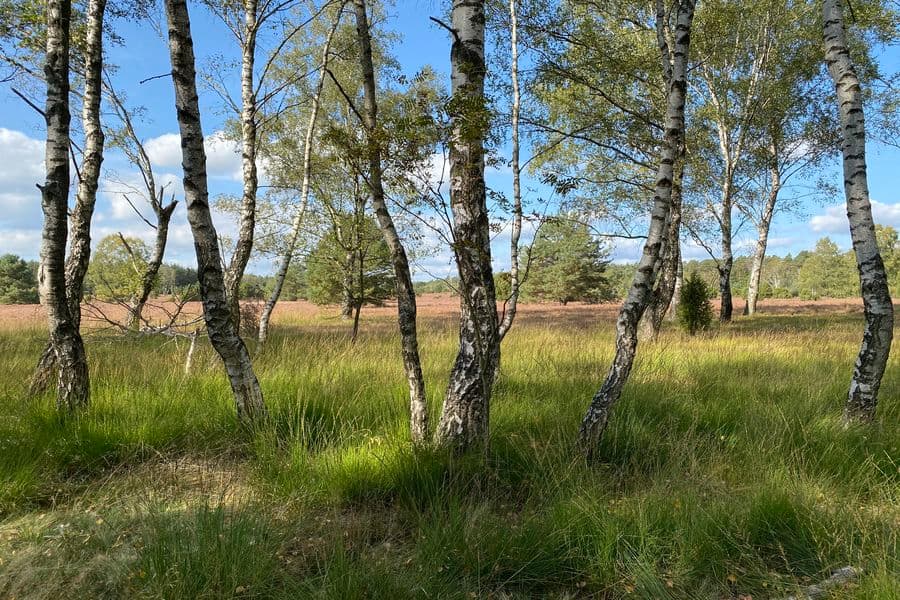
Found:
[30,0,106,396]
[225,0,260,332]
[498,0,522,342]
[434,0,501,452]
[352,0,428,443]
[258,9,341,346]
[745,160,780,316]
[639,162,683,340]
[38,0,90,410]
[823,0,894,423]
[578,0,695,459]
[164,0,267,423]
[131,193,178,329]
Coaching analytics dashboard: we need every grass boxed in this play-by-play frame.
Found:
[0,304,897,599]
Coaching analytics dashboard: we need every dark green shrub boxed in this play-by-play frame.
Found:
[678,271,714,335]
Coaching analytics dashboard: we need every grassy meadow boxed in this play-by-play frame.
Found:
[0,298,897,599]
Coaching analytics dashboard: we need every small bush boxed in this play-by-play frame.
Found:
[678,271,714,335]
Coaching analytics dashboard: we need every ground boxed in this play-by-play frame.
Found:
[0,296,896,599]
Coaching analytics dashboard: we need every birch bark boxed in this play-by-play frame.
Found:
[823,0,894,423]
[164,0,267,423]
[434,0,501,451]
[578,0,695,458]
[352,0,428,443]
[38,0,90,410]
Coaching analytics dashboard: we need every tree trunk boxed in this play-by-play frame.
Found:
[718,190,734,322]
[498,0,522,343]
[668,257,683,320]
[823,0,894,423]
[164,0,267,423]
[578,0,695,459]
[352,0,428,443]
[30,0,105,396]
[258,9,341,346]
[745,161,780,316]
[132,194,178,328]
[434,0,501,452]
[37,0,90,410]
[639,163,683,340]
[225,0,260,332]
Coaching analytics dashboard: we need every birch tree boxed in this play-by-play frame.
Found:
[352,0,428,442]
[37,0,91,410]
[823,0,894,423]
[258,4,343,345]
[497,0,522,341]
[578,0,695,459]
[432,0,502,451]
[164,0,268,423]
[30,0,106,396]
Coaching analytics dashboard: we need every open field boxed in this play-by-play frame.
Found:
[0,296,897,599]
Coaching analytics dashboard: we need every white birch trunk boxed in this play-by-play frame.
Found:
[352,0,428,443]
[823,0,894,423]
[578,0,695,459]
[164,0,267,423]
[257,10,342,346]
[434,0,501,451]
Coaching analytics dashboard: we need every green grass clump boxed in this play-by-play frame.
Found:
[0,306,897,599]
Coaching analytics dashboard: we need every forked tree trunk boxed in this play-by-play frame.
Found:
[578,0,695,459]
[745,159,780,316]
[639,163,683,340]
[225,0,261,332]
[38,0,90,410]
[498,0,522,342]
[164,0,267,423]
[30,0,106,396]
[258,9,342,346]
[352,0,428,443]
[823,0,894,423]
[132,194,178,329]
[434,0,501,452]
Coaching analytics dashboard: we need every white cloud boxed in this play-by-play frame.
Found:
[810,200,900,233]
[144,130,270,183]
[0,128,45,231]
[0,228,42,258]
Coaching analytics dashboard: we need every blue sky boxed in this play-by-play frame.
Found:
[1,0,899,280]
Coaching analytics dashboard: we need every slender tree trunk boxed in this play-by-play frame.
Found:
[164,0,267,423]
[578,0,695,459]
[667,257,683,320]
[434,0,501,452]
[352,0,428,443]
[745,161,780,316]
[132,194,178,328]
[30,0,105,396]
[498,0,522,342]
[639,163,683,340]
[258,10,342,346]
[824,0,894,423]
[225,0,260,332]
[37,0,90,410]
[719,185,734,322]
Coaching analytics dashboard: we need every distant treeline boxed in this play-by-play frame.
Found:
[3,231,899,305]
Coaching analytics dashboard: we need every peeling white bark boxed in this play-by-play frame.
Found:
[37,0,90,410]
[578,0,695,459]
[434,0,501,451]
[165,0,267,423]
[823,0,894,423]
